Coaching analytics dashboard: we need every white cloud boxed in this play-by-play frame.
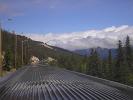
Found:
[28,25,133,51]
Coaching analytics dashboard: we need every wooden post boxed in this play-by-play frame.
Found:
[22,41,23,65]
[0,22,2,76]
[13,31,17,68]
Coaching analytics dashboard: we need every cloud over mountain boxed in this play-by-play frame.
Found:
[29,25,133,50]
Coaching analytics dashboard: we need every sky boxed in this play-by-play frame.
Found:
[0,0,133,50]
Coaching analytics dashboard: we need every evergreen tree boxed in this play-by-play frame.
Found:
[87,49,94,75]
[4,49,13,71]
[100,59,107,78]
[125,36,132,71]
[114,40,128,83]
[107,49,113,79]
[87,49,100,76]
[82,55,88,73]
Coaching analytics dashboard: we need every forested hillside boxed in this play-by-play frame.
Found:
[50,36,133,86]
[1,30,85,71]
[1,30,133,86]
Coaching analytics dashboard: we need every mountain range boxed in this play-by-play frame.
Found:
[74,47,117,59]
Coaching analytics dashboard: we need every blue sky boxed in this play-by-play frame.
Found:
[0,0,133,34]
[1,0,133,50]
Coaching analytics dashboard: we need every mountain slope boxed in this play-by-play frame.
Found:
[2,30,83,69]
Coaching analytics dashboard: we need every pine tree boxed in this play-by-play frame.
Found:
[125,36,132,71]
[87,48,94,75]
[114,40,128,83]
[82,55,88,73]
[87,49,100,76]
[107,49,113,79]
[100,59,107,78]
[4,49,13,71]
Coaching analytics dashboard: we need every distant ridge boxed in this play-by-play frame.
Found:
[74,47,117,59]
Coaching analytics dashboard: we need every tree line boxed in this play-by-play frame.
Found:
[1,30,133,86]
[54,36,133,86]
